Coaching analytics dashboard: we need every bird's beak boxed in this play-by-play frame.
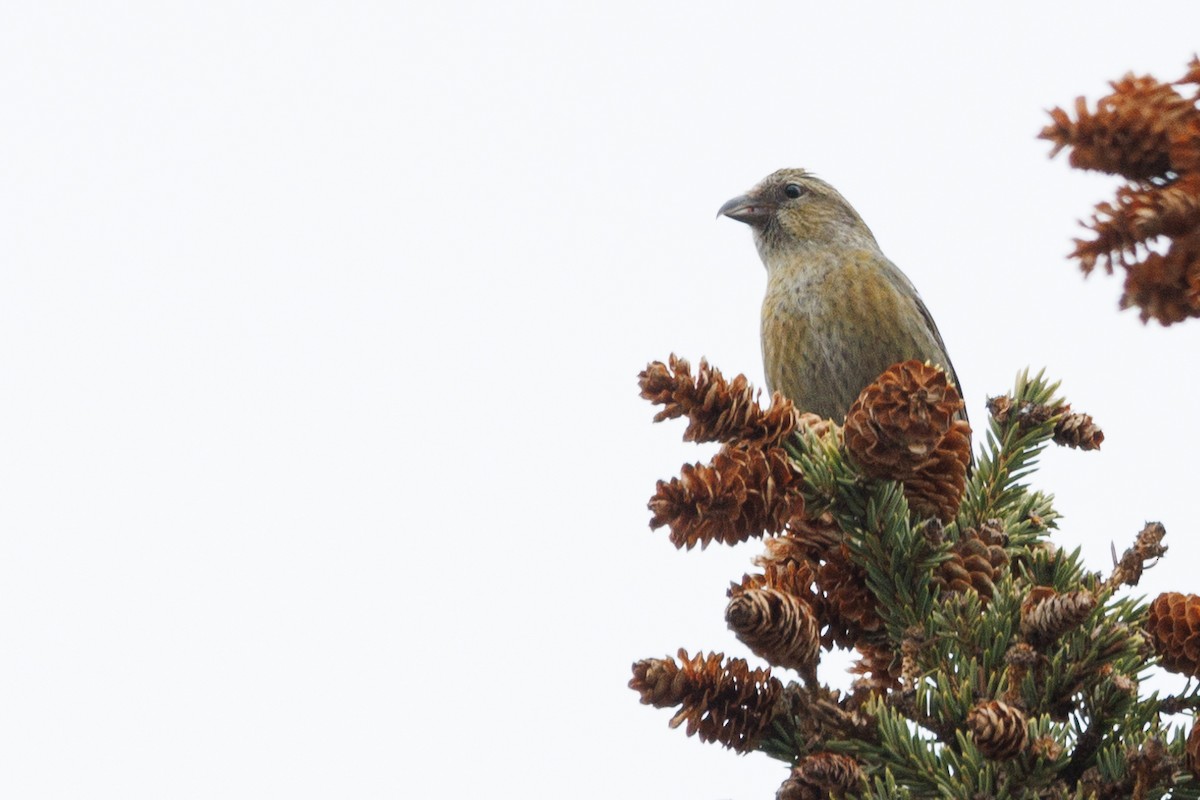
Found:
[718,193,773,225]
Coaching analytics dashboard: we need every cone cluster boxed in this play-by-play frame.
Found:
[749,516,885,652]
[1147,591,1200,677]
[843,360,971,520]
[627,56,1200,796]
[1042,59,1200,324]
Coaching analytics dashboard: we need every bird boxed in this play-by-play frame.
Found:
[718,168,964,422]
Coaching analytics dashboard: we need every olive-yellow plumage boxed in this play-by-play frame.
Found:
[720,168,963,422]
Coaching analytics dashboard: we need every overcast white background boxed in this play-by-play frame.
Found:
[3,2,1200,798]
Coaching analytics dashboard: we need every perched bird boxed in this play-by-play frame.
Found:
[719,168,964,422]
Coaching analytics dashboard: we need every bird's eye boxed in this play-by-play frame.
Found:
[784,183,806,199]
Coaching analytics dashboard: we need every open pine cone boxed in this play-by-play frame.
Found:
[1147,592,1200,677]
[843,360,971,521]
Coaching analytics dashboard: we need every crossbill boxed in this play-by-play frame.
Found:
[719,168,965,422]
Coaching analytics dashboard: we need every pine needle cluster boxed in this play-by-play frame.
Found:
[630,358,1200,799]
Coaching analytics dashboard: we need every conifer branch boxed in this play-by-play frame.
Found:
[958,368,1064,540]
[632,338,1198,795]
[1062,712,1109,786]
[1158,691,1200,716]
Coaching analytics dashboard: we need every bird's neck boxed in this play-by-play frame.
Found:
[755,228,881,273]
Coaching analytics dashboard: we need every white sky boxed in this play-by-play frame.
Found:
[4,2,1200,798]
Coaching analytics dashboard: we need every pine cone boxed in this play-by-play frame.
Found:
[1126,738,1172,796]
[902,419,971,521]
[986,395,1058,429]
[780,511,846,554]
[1072,177,1200,270]
[629,649,782,752]
[1052,409,1105,450]
[1003,642,1041,706]
[1020,586,1097,645]
[966,700,1029,760]
[1187,722,1200,779]
[776,753,863,800]
[932,523,1010,602]
[725,587,821,678]
[638,355,800,447]
[817,544,885,650]
[648,444,805,549]
[734,557,819,603]
[898,627,925,686]
[851,643,901,693]
[844,360,964,479]
[1147,592,1200,677]
[1041,73,1196,180]
[1121,229,1200,324]
[843,360,971,521]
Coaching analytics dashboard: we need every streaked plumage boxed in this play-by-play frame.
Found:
[720,168,963,421]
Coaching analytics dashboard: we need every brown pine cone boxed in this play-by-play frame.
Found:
[843,360,964,480]
[901,419,971,522]
[629,649,782,752]
[1147,592,1200,677]
[1041,73,1196,180]
[776,753,863,800]
[967,700,1029,760]
[851,643,901,693]
[817,544,884,650]
[638,355,801,447]
[932,523,1010,602]
[648,444,805,549]
[1187,722,1200,778]
[843,361,971,521]
[1020,587,1097,645]
[1053,409,1105,450]
[725,587,821,678]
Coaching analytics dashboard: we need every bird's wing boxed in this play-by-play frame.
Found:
[884,261,968,423]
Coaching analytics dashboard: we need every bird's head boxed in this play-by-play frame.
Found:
[718,168,877,259]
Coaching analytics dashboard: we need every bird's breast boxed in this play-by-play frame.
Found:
[760,253,945,420]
